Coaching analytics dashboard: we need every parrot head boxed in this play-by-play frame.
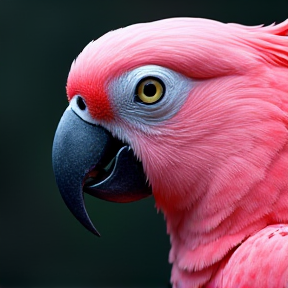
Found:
[52,17,288,242]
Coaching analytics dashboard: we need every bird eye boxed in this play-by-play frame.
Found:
[136,77,165,104]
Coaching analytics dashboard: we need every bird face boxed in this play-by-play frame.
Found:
[52,63,193,235]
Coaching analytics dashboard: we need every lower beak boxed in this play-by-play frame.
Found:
[52,108,152,236]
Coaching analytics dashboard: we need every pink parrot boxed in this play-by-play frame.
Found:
[52,18,288,287]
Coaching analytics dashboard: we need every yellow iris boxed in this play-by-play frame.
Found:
[137,78,164,104]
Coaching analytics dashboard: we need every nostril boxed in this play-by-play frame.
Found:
[77,96,86,110]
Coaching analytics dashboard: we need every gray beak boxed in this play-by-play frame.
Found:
[52,109,152,236]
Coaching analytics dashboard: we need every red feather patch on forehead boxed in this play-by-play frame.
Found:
[66,57,113,121]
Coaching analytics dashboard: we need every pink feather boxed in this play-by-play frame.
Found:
[67,18,288,287]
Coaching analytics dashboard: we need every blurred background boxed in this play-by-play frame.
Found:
[0,0,287,287]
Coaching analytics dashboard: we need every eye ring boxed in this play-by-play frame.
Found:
[135,77,165,104]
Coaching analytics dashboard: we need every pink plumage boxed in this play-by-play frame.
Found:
[67,18,288,287]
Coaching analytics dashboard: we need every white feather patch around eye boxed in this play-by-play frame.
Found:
[108,65,195,126]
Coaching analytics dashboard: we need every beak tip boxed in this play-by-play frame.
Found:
[88,225,101,237]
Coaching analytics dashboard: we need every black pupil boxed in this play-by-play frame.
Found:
[77,96,86,110]
[143,83,157,97]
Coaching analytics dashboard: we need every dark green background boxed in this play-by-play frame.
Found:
[1,0,287,287]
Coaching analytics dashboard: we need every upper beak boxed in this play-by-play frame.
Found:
[52,108,152,236]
